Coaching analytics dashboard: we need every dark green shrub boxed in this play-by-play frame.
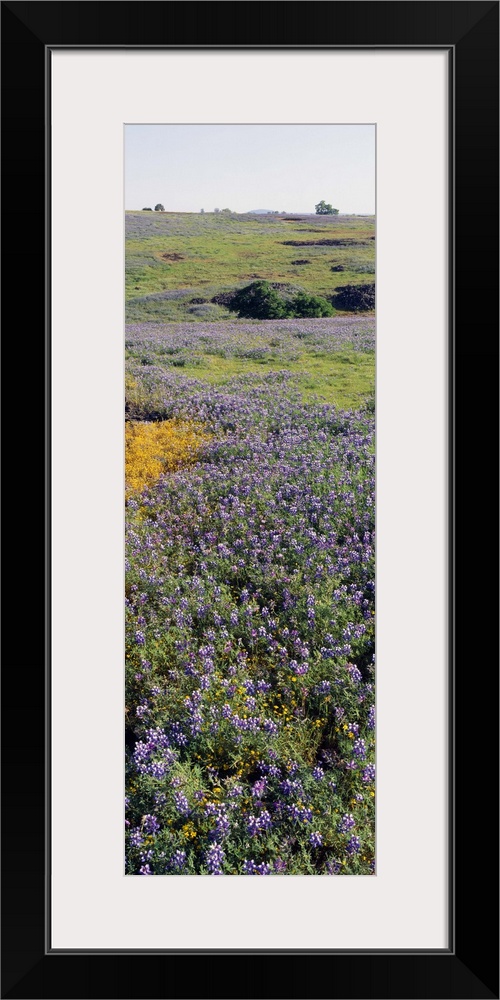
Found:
[290,292,334,317]
[229,280,288,319]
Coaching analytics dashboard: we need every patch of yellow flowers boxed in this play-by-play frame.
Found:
[125,419,211,495]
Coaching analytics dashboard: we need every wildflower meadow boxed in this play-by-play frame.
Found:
[125,209,375,875]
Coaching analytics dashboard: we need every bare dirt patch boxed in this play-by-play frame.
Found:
[282,239,371,248]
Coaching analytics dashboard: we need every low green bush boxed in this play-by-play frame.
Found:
[290,292,334,318]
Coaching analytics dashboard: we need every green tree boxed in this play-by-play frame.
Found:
[154,203,164,212]
[315,200,339,215]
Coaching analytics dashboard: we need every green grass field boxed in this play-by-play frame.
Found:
[126,210,375,326]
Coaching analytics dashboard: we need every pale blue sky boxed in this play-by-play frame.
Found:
[125,124,375,214]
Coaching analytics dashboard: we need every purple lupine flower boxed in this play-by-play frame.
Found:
[288,802,313,823]
[316,680,331,694]
[209,807,230,841]
[129,828,144,849]
[347,664,362,684]
[247,810,272,835]
[353,738,367,759]
[174,792,190,815]
[169,850,187,871]
[326,860,342,875]
[309,831,323,847]
[205,843,225,875]
[255,862,271,875]
[262,719,279,735]
[338,813,356,833]
[143,814,160,835]
[251,779,267,798]
[273,858,287,873]
[346,836,361,855]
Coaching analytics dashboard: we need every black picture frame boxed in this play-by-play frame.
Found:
[1,2,498,998]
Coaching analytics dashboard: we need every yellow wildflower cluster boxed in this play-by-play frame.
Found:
[232,747,261,778]
[125,373,139,402]
[125,419,211,495]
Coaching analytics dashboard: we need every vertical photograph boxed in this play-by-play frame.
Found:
[124,124,375,875]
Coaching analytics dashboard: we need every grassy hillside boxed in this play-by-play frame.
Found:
[126,211,375,324]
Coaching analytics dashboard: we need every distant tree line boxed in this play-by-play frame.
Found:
[140,203,341,215]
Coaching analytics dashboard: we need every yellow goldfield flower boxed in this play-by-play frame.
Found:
[125,419,211,495]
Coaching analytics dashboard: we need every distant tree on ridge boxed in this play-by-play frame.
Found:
[315,200,339,215]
